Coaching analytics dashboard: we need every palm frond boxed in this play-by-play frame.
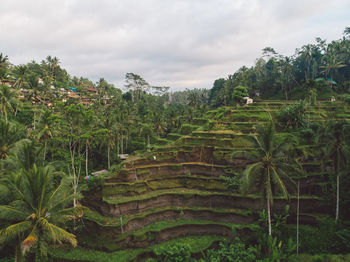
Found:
[0,205,28,220]
[0,221,32,244]
[270,166,289,199]
[42,221,77,247]
[241,162,263,194]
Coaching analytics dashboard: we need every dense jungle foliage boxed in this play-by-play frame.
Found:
[0,27,350,262]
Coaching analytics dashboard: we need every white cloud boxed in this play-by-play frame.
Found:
[0,0,349,91]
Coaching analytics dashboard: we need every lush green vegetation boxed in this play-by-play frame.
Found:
[1,27,350,262]
[209,27,350,107]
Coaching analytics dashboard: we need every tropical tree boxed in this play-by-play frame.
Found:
[0,84,18,123]
[139,123,153,150]
[317,120,350,222]
[151,112,167,137]
[187,89,200,109]
[320,53,346,88]
[98,113,119,170]
[0,54,9,83]
[124,73,149,102]
[0,164,84,261]
[232,86,249,105]
[61,104,88,206]
[0,119,27,160]
[12,65,29,89]
[35,110,61,162]
[1,140,42,172]
[236,122,301,235]
[0,53,8,67]
[276,56,295,100]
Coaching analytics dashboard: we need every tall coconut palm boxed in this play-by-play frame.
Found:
[298,44,314,80]
[0,119,27,160]
[236,122,301,235]
[99,116,118,169]
[317,120,350,222]
[35,110,61,162]
[320,53,346,88]
[0,53,8,67]
[0,164,84,261]
[12,65,28,89]
[139,123,153,151]
[2,140,42,173]
[0,84,18,123]
[0,53,9,84]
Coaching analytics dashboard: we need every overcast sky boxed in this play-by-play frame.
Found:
[1,0,350,91]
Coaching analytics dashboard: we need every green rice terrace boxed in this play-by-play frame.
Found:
[49,100,350,261]
[2,27,350,262]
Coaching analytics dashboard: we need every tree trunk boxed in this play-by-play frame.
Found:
[121,136,124,154]
[69,140,77,207]
[147,134,150,151]
[297,180,300,254]
[14,245,23,262]
[267,197,272,236]
[85,141,89,177]
[285,89,288,101]
[43,140,47,162]
[336,174,339,223]
[107,143,111,170]
[33,104,37,130]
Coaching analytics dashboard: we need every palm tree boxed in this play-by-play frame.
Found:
[2,140,42,172]
[151,112,167,137]
[0,119,27,160]
[12,65,28,89]
[298,44,314,80]
[35,111,55,162]
[0,164,84,261]
[187,90,200,109]
[320,53,346,88]
[139,123,153,151]
[99,116,118,169]
[317,120,350,222]
[277,56,295,100]
[0,53,8,67]
[237,122,301,235]
[0,84,18,123]
[0,53,9,84]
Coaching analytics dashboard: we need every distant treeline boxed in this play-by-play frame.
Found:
[209,26,350,107]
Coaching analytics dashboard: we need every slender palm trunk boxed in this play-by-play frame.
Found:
[107,143,111,170]
[121,136,124,154]
[267,197,272,236]
[147,135,150,151]
[336,174,339,223]
[69,140,77,207]
[297,180,300,254]
[85,141,89,177]
[284,89,288,101]
[43,140,47,162]
[14,245,23,262]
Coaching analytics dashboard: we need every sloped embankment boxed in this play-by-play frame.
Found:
[66,101,347,260]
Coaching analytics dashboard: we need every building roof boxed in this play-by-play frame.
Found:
[85,86,98,92]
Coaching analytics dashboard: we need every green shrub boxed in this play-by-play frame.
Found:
[154,243,192,262]
[201,240,256,262]
[220,174,241,193]
[85,175,105,190]
[180,124,197,135]
[232,86,249,104]
[277,100,307,129]
[339,94,350,105]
